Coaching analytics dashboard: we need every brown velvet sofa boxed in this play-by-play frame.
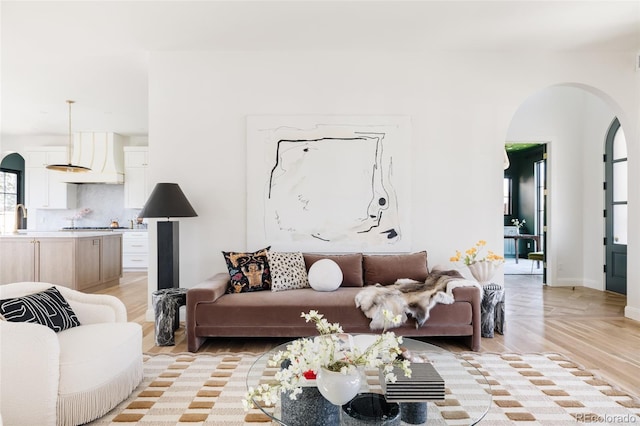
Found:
[186,252,481,352]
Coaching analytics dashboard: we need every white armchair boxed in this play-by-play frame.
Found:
[0,282,143,426]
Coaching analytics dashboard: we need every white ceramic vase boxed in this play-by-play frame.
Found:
[316,367,361,406]
[467,262,498,286]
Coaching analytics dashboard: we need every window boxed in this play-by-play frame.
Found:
[0,170,19,234]
[611,125,628,245]
[534,160,545,237]
[503,177,512,215]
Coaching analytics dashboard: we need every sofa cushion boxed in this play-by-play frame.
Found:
[363,251,429,286]
[308,259,343,292]
[0,286,81,332]
[267,251,309,292]
[303,253,364,287]
[223,247,272,293]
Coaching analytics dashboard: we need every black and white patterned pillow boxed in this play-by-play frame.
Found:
[267,251,310,292]
[0,286,81,332]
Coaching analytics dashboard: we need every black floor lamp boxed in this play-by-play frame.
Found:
[139,183,198,290]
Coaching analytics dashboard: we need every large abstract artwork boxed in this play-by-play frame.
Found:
[247,116,411,252]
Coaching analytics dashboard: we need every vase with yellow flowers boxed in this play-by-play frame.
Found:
[450,240,504,286]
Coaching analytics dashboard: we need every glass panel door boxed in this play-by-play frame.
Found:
[605,118,627,294]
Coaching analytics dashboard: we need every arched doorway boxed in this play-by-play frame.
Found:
[604,118,627,294]
[0,152,26,234]
[506,85,624,290]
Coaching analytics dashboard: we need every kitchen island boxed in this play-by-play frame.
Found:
[0,231,122,292]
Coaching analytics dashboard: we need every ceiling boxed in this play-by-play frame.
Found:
[2,0,639,138]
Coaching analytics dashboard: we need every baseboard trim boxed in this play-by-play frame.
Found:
[551,278,584,287]
[625,305,640,322]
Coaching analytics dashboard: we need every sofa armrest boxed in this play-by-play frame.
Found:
[56,286,128,324]
[186,272,230,352]
[189,272,230,303]
[0,282,127,324]
[0,321,60,426]
[451,286,482,351]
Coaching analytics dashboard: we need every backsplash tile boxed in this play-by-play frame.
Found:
[33,184,145,230]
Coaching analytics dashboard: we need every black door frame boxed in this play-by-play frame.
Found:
[604,118,627,295]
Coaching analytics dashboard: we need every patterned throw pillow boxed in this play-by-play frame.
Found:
[223,246,272,293]
[0,286,81,332]
[267,251,309,292]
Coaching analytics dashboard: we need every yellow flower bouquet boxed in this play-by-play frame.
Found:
[450,240,504,285]
[450,240,504,266]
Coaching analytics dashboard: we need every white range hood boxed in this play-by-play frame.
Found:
[61,132,125,184]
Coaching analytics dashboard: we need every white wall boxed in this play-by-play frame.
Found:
[148,50,640,320]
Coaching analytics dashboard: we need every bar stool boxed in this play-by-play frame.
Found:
[528,251,544,273]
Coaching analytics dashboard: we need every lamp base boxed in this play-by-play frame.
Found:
[157,221,179,290]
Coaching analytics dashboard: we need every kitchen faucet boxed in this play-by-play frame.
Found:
[13,204,28,234]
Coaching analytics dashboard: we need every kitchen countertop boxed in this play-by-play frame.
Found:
[0,231,122,238]
[60,227,148,232]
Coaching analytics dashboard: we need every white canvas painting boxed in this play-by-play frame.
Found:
[246,116,412,252]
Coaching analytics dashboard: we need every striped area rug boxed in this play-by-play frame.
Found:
[87,352,640,425]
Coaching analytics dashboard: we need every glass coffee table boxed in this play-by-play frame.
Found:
[246,337,491,425]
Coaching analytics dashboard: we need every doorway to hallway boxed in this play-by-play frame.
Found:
[504,143,546,280]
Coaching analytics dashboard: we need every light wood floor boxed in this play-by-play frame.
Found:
[96,272,640,396]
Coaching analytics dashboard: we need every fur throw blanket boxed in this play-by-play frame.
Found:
[355,269,481,330]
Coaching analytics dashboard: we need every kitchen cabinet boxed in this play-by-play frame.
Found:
[75,237,102,290]
[123,146,149,209]
[25,147,77,209]
[36,238,76,286]
[102,233,124,282]
[121,231,148,270]
[0,233,122,291]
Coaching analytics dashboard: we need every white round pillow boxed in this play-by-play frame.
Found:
[307,259,343,292]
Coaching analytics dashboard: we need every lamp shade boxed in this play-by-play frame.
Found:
[139,183,198,219]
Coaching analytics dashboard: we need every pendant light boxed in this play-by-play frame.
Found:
[46,100,91,172]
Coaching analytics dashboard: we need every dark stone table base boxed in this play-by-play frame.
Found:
[152,288,187,346]
[400,402,427,424]
[481,284,505,338]
[281,387,339,426]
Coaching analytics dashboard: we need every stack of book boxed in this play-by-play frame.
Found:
[380,362,445,402]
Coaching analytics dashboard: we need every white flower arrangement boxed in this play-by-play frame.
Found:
[511,218,526,229]
[242,310,412,410]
